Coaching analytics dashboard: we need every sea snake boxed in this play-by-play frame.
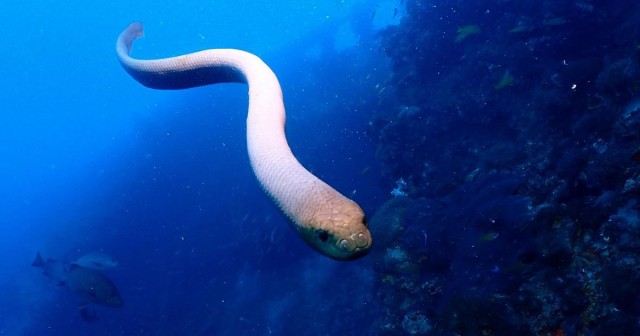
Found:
[116,22,372,260]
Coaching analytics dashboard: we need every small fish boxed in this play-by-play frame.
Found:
[495,71,515,90]
[479,232,500,243]
[360,165,370,175]
[508,25,529,33]
[371,5,379,21]
[543,17,566,26]
[455,25,481,43]
[33,252,123,308]
[73,252,119,270]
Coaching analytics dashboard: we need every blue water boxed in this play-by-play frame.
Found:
[4,0,640,335]
[0,0,399,335]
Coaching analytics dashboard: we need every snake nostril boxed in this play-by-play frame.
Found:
[356,233,369,247]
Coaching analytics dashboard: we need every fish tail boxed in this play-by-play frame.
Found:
[32,252,44,267]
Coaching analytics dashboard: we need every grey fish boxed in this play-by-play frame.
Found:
[73,251,119,270]
[32,252,123,308]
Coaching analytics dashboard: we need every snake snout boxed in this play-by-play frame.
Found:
[328,230,371,260]
[355,232,370,248]
[339,232,371,252]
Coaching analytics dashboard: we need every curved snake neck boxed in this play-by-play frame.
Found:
[116,22,372,260]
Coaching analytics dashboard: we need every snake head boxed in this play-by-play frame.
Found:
[301,200,372,261]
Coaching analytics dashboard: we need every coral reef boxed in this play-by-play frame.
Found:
[368,0,640,334]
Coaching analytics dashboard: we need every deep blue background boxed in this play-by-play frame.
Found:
[0,0,402,334]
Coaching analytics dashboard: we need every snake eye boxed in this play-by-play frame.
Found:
[317,229,329,242]
[362,216,368,228]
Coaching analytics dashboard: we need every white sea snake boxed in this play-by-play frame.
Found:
[116,22,372,260]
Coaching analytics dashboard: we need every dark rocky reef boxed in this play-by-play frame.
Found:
[367,0,640,334]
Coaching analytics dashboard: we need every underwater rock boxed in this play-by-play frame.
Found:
[370,196,413,253]
[401,311,432,335]
[614,98,640,142]
[596,58,640,103]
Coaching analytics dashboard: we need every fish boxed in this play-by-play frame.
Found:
[360,165,370,176]
[72,251,119,270]
[371,5,379,21]
[542,17,566,26]
[455,25,481,43]
[80,306,98,322]
[495,71,515,90]
[479,232,500,243]
[32,252,123,308]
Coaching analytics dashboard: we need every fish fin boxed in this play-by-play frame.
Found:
[32,252,44,267]
[79,305,98,322]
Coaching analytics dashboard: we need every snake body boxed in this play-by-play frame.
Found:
[116,22,372,260]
